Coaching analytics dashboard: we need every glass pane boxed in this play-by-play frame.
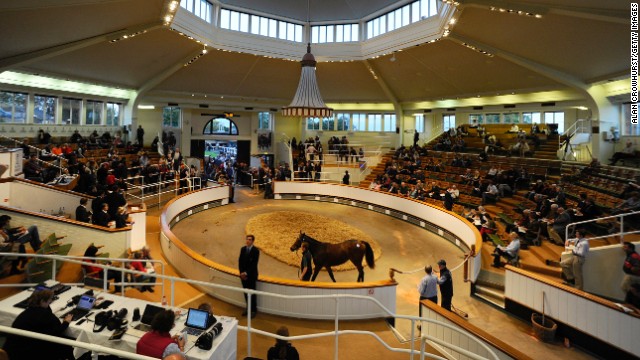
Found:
[412,2,420,22]
[336,25,343,42]
[388,13,395,31]
[420,0,429,18]
[260,17,268,36]
[269,19,277,38]
[33,96,45,124]
[240,13,249,32]
[0,92,12,123]
[312,27,319,43]
[220,9,230,29]
[13,93,26,123]
[327,26,334,43]
[367,21,373,39]
[287,23,294,41]
[380,16,386,35]
[372,19,379,37]
[395,10,402,30]
[351,25,358,41]
[402,5,410,26]
[230,11,239,31]
[429,0,437,16]
[251,15,260,34]
[295,25,303,42]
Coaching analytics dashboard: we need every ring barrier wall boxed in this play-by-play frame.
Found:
[159,186,398,320]
[0,206,131,258]
[505,266,640,359]
[419,301,532,360]
[1,178,89,215]
[273,181,482,283]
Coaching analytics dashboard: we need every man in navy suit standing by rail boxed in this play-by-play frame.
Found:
[239,234,260,317]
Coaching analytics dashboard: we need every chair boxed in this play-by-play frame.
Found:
[508,253,520,267]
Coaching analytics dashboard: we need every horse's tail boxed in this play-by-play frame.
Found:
[363,241,375,269]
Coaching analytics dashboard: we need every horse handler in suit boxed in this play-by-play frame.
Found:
[239,234,260,317]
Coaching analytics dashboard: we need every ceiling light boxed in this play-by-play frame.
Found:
[138,105,155,110]
[282,44,333,118]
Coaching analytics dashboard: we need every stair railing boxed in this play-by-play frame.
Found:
[565,210,640,243]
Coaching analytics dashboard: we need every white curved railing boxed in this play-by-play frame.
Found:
[0,251,499,360]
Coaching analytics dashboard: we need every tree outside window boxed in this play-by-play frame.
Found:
[258,112,272,130]
[443,114,455,131]
[86,100,103,125]
[0,91,27,123]
[34,95,57,124]
[163,106,181,128]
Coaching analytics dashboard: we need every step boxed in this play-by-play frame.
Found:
[474,284,506,308]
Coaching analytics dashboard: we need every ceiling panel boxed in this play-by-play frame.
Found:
[0,0,163,58]
[371,40,563,102]
[24,29,199,89]
[454,7,629,81]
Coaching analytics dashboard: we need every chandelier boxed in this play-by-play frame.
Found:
[281,44,333,118]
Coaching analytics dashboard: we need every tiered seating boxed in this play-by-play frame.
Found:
[25,233,71,283]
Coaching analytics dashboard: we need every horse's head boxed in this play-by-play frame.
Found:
[290,231,304,252]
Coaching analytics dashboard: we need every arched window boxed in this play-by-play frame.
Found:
[203,117,239,135]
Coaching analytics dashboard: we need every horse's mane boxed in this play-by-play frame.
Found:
[301,233,322,246]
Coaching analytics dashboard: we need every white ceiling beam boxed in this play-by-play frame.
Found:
[0,21,164,73]
[135,48,209,102]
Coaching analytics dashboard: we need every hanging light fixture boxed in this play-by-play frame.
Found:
[282,0,332,118]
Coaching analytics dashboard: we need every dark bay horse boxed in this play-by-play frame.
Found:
[290,231,375,282]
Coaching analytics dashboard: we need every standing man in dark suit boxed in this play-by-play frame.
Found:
[93,203,112,227]
[436,259,453,311]
[239,234,259,317]
[75,198,92,223]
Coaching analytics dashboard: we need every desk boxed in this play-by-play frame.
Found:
[0,284,237,360]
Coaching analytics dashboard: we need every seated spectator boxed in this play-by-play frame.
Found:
[37,129,51,144]
[531,123,541,134]
[480,215,497,242]
[50,143,63,156]
[137,310,186,358]
[75,198,92,223]
[610,140,636,165]
[93,203,114,227]
[482,181,499,205]
[267,326,300,360]
[0,215,42,253]
[547,206,571,245]
[114,206,133,228]
[128,251,155,293]
[509,139,530,157]
[492,232,520,267]
[3,289,74,360]
[507,124,520,133]
[82,244,121,289]
[612,192,640,214]
[24,154,45,182]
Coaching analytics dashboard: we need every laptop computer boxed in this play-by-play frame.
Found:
[127,304,164,338]
[61,295,96,321]
[181,308,210,337]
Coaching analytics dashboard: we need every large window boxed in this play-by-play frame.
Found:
[0,91,27,123]
[336,113,350,131]
[622,103,640,135]
[443,114,455,132]
[414,114,424,133]
[180,0,213,23]
[312,24,358,43]
[163,106,181,128]
[221,9,303,42]
[368,114,382,132]
[544,111,565,134]
[85,100,103,125]
[367,0,438,39]
[322,117,335,131]
[522,112,540,124]
[469,114,484,124]
[503,113,520,124]
[352,113,366,131]
[258,112,272,130]
[106,102,121,126]
[383,114,396,132]
[306,117,320,130]
[485,113,500,124]
[203,117,239,135]
[61,98,81,125]
[33,95,57,124]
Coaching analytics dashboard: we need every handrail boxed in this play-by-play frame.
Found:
[0,251,499,360]
[423,124,444,146]
[558,118,590,150]
[0,325,156,360]
[0,133,69,170]
[565,209,640,242]
[0,252,166,296]
[125,175,206,208]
